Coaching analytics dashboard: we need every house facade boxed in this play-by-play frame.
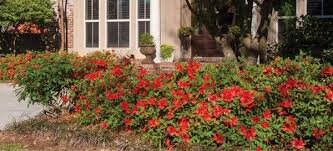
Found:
[64,0,332,61]
[65,0,191,62]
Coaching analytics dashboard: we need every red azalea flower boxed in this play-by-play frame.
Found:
[167,126,177,136]
[95,107,101,115]
[229,116,238,127]
[181,133,190,143]
[147,98,156,106]
[281,116,297,133]
[148,118,159,128]
[221,86,241,102]
[291,138,305,150]
[123,118,132,126]
[61,95,68,104]
[239,126,256,140]
[175,63,183,72]
[157,98,168,109]
[153,77,163,89]
[111,66,123,77]
[264,86,272,93]
[177,80,190,89]
[239,90,254,108]
[203,74,211,83]
[167,110,174,119]
[330,125,333,132]
[135,79,149,89]
[251,116,260,124]
[262,109,271,119]
[198,84,209,94]
[263,66,273,75]
[256,147,262,151]
[165,138,172,149]
[120,101,130,114]
[260,122,270,129]
[321,66,333,77]
[312,128,326,140]
[74,104,80,113]
[172,99,182,109]
[84,71,102,81]
[195,102,212,122]
[105,91,123,100]
[312,86,325,94]
[91,59,107,69]
[212,133,224,144]
[279,99,292,108]
[179,118,190,133]
[208,93,218,104]
[137,66,148,78]
[213,106,225,118]
[100,122,109,129]
[136,100,146,109]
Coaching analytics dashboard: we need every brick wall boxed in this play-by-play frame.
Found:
[66,0,74,49]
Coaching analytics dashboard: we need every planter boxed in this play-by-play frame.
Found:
[140,45,156,64]
[191,35,223,57]
[180,36,191,50]
[162,53,174,63]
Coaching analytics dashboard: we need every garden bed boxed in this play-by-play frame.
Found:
[0,51,332,150]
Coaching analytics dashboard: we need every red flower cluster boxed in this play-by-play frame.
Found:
[105,90,123,100]
[212,133,224,144]
[239,126,256,140]
[84,71,102,81]
[321,66,333,77]
[195,102,212,121]
[111,66,123,77]
[291,138,305,150]
[281,115,297,133]
[312,128,325,140]
[91,59,107,69]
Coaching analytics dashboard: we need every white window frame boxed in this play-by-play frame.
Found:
[136,0,151,48]
[84,0,101,49]
[307,0,333,19]
[106,0,131,49]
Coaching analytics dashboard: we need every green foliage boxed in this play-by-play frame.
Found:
[0,0,53,29]
[279,16,333,64]
[160,44,175,60]
[178,26,193,37]
[139,33,155,46]
[15,53,74,106]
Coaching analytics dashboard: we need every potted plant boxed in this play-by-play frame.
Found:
[178,26,193,50]
[160,44,175,62]
[139,33,156,64]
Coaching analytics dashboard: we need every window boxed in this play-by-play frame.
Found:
[107,0,130,48]
[308,0,333,16]
[85,0,99,48]
[277,0,296,42]
[138,0,150,46]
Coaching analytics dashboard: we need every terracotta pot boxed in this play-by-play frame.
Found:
[140,45,156,64]
[191,35,222,57]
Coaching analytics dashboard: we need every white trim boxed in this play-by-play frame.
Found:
[136,0,152,49]
[151,0,161,63]
[84,0,101,49]
[105,0,132,49]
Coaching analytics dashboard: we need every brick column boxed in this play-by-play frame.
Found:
[66,0,74,49]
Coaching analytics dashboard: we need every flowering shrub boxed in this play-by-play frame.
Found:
[69,54,333,150]
[2,52,332,150]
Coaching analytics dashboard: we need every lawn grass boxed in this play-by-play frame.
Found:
[0,143,25,151]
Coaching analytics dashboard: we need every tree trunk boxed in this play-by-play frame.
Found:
[58,0,65,51]
[13,34,17,55]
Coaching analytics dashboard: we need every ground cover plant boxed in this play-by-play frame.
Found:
[0,52,332,150]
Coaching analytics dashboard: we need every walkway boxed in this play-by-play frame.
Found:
[0,83,43,130]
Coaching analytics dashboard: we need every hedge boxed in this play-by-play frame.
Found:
[0,52,332,150]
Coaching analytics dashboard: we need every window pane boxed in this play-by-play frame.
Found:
[119,0,129,19]
[85,0,92,20]
[92,0,99,20]
[86,22,93,47]
[119,22,129,47]
[146,0,150,18]
[108,22,119,47]
[308,0,322,15]
[108,0,118,19]
[138,0,145,19]
[92,22,99,47]
[138,21,150,45]
[323,0,333,15]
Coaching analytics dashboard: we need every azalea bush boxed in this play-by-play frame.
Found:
[1,51,332,150]
[69,54,333,150]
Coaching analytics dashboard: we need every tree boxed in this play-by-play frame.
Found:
[0,0,53,54]
[184,0,289,63]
